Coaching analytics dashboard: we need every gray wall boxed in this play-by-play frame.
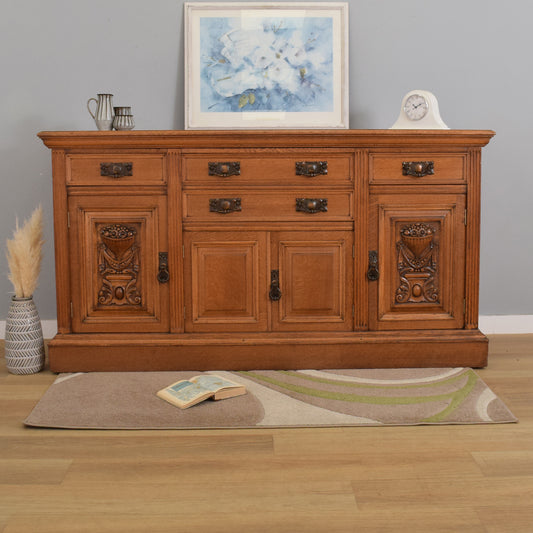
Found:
[1,0,531,320]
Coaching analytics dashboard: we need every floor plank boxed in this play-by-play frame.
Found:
[1,335,532,532]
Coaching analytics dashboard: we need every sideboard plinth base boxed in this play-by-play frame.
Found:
[47,330,488,372]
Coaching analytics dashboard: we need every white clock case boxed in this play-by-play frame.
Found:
[390,90,449,129]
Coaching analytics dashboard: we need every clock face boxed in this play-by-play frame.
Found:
[404,94,429,121]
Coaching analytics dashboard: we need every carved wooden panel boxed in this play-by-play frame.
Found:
[369,194,465,330]
[184,232,268,333]
[271,231,353,332]
[69,195,169,333]
[395,222,440,305]
[97,223,142,307]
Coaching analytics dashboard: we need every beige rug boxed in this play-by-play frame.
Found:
[24,368,517,429]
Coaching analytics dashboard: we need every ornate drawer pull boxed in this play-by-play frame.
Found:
[209,198,242,214]
[295,161,328,177]
[402,161,434,178]
[295,198,328,214]
[100,162,133,179]
[157,252,169,284]
[367,251,379,281]
[208,162,241,177]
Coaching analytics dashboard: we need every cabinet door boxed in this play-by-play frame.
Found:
[271,231,353,332]
[184,231,268,332]
[69,195,169,333]
[369,194,465,330]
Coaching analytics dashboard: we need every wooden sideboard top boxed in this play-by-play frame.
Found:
[38,129,495,149]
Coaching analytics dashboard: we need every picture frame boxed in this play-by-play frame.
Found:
[184,2,349,130]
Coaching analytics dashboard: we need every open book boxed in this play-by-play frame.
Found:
[156,374,246,409]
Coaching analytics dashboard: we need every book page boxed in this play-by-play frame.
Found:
[164,381,210,403]
[191,375,242,392]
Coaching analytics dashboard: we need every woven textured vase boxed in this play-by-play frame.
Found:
[5,296,45,374]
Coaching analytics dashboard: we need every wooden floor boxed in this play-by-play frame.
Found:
[1,335,532,533]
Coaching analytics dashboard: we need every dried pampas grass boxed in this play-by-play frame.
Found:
[6,205,44,298]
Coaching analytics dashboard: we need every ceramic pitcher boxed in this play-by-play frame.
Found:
[87,93,114,130]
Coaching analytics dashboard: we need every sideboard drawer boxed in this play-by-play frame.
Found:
[66,154,166,186]
[182,151,353,185]
[369,153,466,184]
[183,191,353,222]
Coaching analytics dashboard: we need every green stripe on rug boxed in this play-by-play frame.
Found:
[239,370,479,413]
[278,369,470,390]
[421,370,479,423]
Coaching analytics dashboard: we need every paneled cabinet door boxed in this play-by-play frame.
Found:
[184,231,268,333]
[68,195,169,333]
[271,231,354,332]
[369,194,466,330]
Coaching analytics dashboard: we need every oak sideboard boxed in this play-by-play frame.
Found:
[39,129,494,371]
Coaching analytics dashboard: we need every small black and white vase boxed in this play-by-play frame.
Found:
[5,296,45,374]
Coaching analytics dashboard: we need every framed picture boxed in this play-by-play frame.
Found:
[184,2,349,130]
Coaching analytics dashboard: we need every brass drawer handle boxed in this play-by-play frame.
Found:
[100,162,133,179]
[295,198,328,214]
[208,162,241,177]
[295,161,328,177]
[402,161,434,178]
[209,198,242,214]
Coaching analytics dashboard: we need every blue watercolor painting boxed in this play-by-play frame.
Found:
[200,16,334,113]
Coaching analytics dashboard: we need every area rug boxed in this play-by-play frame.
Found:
[24,368,517,429]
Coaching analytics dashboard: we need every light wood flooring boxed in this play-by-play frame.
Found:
[1,335,532,532]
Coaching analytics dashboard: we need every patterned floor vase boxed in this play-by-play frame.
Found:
[5,296,45,374]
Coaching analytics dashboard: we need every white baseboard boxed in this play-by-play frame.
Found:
[478,315,533,335]
[1,316,532,339]
[1,319,58,339]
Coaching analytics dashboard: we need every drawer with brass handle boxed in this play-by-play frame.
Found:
[369,153,466,184]
[183,191,353,221]
[182,151,353,185]
[66,153,166,185]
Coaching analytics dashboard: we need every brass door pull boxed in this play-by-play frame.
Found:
[367,251,379,281]
[269,270,282,301]
[157,252,169,283]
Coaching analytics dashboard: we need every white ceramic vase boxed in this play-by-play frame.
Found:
[5,296,45,374]
[87,93,115,131]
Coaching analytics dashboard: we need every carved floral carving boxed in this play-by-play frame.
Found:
[395,222,439,304]
[97,224,142,306]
